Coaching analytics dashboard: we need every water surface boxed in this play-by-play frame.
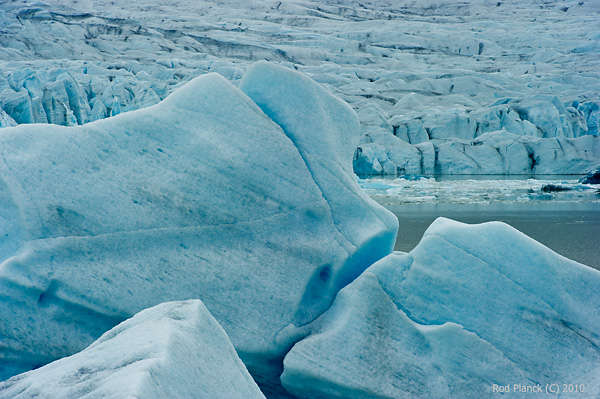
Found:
[362,176,600,271]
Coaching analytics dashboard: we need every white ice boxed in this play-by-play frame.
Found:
[1,1,599,395]
[0,300,266,399]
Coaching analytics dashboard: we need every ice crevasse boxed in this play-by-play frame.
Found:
[0,61,599,399]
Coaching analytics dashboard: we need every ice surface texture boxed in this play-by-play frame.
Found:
[0,300,266,399]
[0,62,398,391]
[357,100,600,176]
[282,218,600,398]
[1,0,599,174]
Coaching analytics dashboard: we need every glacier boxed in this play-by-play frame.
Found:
[1,0,599,175]
[0,62,397,395]
[356,99,600,176]
[282,218,600,398]
[0,300,266,399]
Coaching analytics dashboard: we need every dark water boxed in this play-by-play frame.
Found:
[383,202,600,271]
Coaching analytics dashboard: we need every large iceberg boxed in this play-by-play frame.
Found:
[282,218,600,398]
[0,300,266,399]
[0,62,398,393]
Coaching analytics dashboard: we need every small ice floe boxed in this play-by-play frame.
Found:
[579,168,600,185]
[360,176,600,204]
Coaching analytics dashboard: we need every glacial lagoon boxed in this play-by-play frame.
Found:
[361,175,600,270]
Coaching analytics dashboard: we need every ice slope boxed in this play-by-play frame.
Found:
[1,0,599,174]
[0,62,398,393]
[0,300,266,399]
[240,62,395,280]
[0,109,16,128]
[282,218,600,399]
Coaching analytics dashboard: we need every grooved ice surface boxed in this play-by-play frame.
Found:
[0,300,266,399]
[0,63,397,391]
[241,62,397,289]
[282,218,600,399]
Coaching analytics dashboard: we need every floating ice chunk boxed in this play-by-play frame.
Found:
[240,61,359,176]
[360,175,600,205]
[579,167,600,184]
[0,63,397,394]
[283,218,600,399]
[282,272,531,399]
[0,300,266,399]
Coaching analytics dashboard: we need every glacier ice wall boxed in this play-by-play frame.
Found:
[0,300,266,399]
[1,0,599,174]
[282,218,600,398]
[356,97,600,176]
[0,62,397,393]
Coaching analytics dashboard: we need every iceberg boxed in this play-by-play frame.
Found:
[282,218,600,398]
[0,300,266,399]
[0,62,398,393]
[579,168,600,185]
[2,1,600,395]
